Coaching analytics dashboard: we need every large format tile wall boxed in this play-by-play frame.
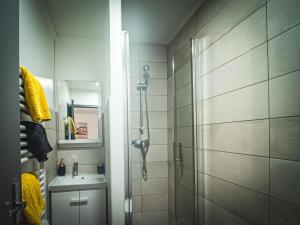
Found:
[130,42,169,225]
[168,0,300,224]
[57,148,105,174]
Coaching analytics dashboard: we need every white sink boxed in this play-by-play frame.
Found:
[49,174,107,191]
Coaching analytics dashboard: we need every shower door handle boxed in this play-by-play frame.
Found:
[173,142,182,161]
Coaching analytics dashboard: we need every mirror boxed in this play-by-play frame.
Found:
[57,80,103,147]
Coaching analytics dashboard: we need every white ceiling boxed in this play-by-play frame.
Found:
[45,0,109,39]
[122,0,204,43]
[45,0,203,43]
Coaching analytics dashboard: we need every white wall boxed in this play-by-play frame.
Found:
[19,0,56,80]
[20,0,56,109]
[108,0,125,224]
[55,37,107,82]
[100,0,111,108]
[19,1,57,220]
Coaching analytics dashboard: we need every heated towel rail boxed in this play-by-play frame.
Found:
[19,71,33,164]
[19,70,48,223]
[38,169,47,222]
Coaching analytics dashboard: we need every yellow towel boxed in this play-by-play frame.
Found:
[68,116,76,134]
[19,66,51,122]
[21,173,44,225]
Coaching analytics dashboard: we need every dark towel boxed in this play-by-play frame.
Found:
[21,121,53,162]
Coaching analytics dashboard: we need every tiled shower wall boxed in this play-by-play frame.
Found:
[168,0,300,224]
[130,42,169,225]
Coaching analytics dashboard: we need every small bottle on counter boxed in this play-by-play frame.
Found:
[58,158,66,176]
[97,164,105,174]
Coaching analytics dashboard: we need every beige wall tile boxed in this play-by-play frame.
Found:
[267,0,300,39]
[132,178,142,196]
[139,62,167,78]
[269,25,300,78]
[133,213,141,225]
[142,194,168,211]
[174,62,191,90]
[270,159,300,205]
[141,210,168,225]
[270,116,300,161]
[175,84,192,108]
[270,198,300,225]
[131,112,167,129]
[57,149,105,165]
[204,150,269,193]
[202,43,268,99]
[203,119,269,156]
[270,71,300,117]
[203,82,268,124]
[204,175,269,225]
[147,162,168,178]
[204,199,251,225]
[147,145,168,162]
[198,0,265,50]
[133,196,142,213]
[131,95,167,112]
[142,178,168,195]
[202,7,266,74]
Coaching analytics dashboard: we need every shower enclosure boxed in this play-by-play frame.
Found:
[123,34,202,225]
[172,38,201,225]
[123,31,153,225]
[125,1,300,223]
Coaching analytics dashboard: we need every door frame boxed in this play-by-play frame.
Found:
[0,0,22,224]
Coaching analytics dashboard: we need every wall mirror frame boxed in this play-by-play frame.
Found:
[57,80,104,149]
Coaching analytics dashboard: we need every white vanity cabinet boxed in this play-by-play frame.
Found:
[80,189,107,225]
[51,189,106,225]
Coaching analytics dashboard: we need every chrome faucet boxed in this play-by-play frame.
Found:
[72,162,78,177]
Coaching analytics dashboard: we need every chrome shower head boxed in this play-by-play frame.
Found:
[143,65,150,84]
[143,65,150,72]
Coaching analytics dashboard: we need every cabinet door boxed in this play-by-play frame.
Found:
[80,189,107,225]
[51,191,80,225]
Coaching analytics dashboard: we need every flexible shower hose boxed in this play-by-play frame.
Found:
[141,88,150,181]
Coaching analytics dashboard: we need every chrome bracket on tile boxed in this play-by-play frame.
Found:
[173,142,182,161]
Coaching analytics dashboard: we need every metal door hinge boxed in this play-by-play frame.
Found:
[8,201,25,217]
[173,142,182,161]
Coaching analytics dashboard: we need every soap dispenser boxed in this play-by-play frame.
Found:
[58,159,66,176]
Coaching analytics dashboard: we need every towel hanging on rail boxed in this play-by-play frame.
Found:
[19,66,51,122]
[22,173,45,225]
[21,121,53,162]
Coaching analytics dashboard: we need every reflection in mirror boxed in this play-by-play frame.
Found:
[57,80,103,146]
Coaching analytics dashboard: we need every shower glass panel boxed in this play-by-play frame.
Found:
[122,31,132,225]
[173,39,200,225]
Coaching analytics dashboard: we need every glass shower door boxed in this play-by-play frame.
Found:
[173,39,199,225]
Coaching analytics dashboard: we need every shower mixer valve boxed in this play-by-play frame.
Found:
[132,139,150,149]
